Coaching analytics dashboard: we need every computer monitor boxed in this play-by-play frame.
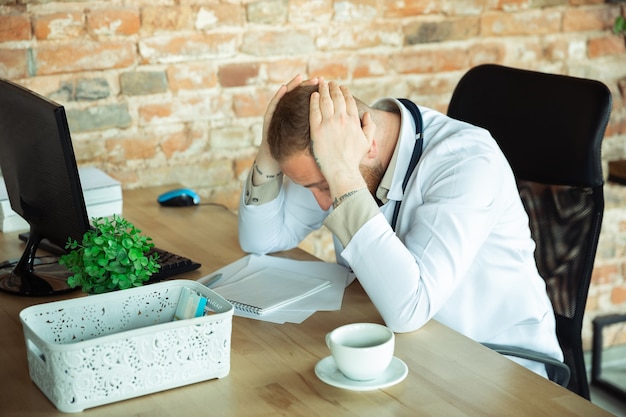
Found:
[0,78,90,296]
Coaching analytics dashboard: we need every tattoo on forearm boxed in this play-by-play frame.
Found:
[254,161,282,179]
[333,190,359,209]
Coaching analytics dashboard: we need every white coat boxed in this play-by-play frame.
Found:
[238,99,564,376]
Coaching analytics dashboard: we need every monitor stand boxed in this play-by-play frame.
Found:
[0,233,75,296]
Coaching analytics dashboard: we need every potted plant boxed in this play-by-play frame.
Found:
[615,15,626,37]
[59,215,160,294]
[614,2,626,43]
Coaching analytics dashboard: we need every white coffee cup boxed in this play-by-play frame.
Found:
[325,322,395,381]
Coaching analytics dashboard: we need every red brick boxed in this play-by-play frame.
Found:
[492,0,530,11]
[563,8,614,32]
[166,62,218,92]
[266,58,307,84]
[196,4,244,28]
[610,285,626,305]
[501,39,543,66]
[33,41,136,75]
[138,103,173,124]
[384,0,440,17]
[286,0,333,23]
[481,10,561,36]
[33,12,84,40]
[308,57,350,80]
[70,135,107,164]
[588,35,626,58]
[138,96,223,125]
[613,114,626,136]
[411,77,458,96]
[0,13,31,42]
[353,54,390,78]
[603,116,622,138]
[198,159,235,187]
[591,264,619,285]
[18,76,76,102]
[318,22,400,49]
[139,33,238,64]
[542,37,571,61]
[161,130,193,159]
[585,292,599,312]
[432,47,470,72]
[211,125,250,150]
[218,62,260,87]
[392,50,434,74]
[442,0,490,16]
[469,42,506,66]
[235,155,255,180]
[241,30,315,56]
[141,6,193,33]
[87,8,140,36]
[0,48,29,79]
[232,90,273,118]
[105,137,159,161]
[328,0,377,21]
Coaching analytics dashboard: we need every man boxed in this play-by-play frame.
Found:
[238,75,563,377]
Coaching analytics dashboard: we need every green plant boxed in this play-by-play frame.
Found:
[615,15,626,36]
[59,215,160,294]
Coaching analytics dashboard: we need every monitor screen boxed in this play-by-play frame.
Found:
[0,78,90,296]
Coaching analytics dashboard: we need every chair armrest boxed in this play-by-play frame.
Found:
[482,342,571,387]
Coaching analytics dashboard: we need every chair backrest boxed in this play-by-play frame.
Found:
[447,64,612,399]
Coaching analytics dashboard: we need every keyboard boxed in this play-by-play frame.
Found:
[18,233,201,281]
[148,246,201,280]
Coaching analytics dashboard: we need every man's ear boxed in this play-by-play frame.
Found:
[366,138,378,159]
[360,110,377,159]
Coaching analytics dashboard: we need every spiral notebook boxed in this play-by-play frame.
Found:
[212,267,331,315]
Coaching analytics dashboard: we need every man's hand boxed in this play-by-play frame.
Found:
[309,80,376,203]
[253,75,319,186]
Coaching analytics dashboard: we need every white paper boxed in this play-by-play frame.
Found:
[212,267,331,315]
[198,254,350,324]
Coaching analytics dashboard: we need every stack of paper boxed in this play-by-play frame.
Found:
[77,167,124,219]
[0,167,123,233]
[200,254,352,324]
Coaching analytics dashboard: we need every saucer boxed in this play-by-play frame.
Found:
[314,356,408,391]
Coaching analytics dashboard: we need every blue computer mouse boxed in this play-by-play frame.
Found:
[157,188,200,207]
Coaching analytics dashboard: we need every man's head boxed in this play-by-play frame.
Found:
[267,84,317,163]
[267,83,386,210]
[267,84,370,162]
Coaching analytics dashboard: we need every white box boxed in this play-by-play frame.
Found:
[19,280,233,413]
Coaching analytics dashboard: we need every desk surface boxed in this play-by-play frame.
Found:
[0,187,613,416]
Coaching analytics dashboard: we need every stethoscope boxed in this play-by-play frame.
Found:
[390,99,424,231]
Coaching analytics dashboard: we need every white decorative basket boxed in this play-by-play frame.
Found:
[19,280,233,413]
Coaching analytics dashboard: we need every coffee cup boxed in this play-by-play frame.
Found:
[325,322,394,381]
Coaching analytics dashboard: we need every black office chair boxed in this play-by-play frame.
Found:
[447,64,612,399]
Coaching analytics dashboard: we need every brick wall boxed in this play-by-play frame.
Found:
[1,0,626,350]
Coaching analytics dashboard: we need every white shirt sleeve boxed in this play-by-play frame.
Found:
[238,175,328,255]
[341,131,519,334]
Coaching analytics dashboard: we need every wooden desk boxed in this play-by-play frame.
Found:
[0,187,613,416]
